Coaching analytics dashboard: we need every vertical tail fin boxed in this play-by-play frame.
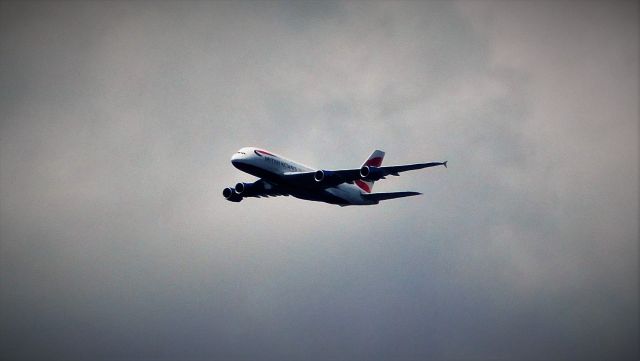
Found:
[355,150,385,193]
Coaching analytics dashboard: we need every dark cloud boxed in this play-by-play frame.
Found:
[1,1,637,360]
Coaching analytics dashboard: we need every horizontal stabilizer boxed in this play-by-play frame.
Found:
[362,191,422,202]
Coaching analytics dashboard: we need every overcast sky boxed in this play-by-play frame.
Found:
[1,1,637,360]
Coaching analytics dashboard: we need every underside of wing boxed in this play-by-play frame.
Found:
[378,162,447,176]
[234,179,290,198]
[361,191,422,202]
[282,161,447,188]
[282,169,360,188]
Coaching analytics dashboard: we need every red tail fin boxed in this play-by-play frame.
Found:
[355,150,385,193]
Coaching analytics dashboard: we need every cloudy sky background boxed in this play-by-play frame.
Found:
[1,1,637,360]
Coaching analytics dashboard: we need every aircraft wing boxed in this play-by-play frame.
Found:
[362,191,422,201]
[282,161,447,188]
[375,161,448,177]
[236,179,290,198]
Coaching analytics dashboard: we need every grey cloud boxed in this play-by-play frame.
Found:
[1,1,637,360]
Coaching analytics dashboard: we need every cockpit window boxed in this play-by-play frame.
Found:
[236,151,246,155]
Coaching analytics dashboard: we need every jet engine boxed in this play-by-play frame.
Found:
[314,170,342,184]
[235,182,249,195]
[314,170,326,182]
[235,182,265,196]
[223,187,242,202]
[360,166,386,181]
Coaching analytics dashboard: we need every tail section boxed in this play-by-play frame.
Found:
[355,150,385,193]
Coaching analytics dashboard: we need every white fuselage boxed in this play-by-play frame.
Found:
[230,147,373,206]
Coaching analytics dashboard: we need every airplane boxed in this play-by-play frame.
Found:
[223,147,447,206]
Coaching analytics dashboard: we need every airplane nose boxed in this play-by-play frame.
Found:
[230,153,243,167]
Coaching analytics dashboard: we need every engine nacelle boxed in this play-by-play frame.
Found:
[314,170,326,182]
[235,182,265,196]
[314,170,342,184]
[223,187,242,202]
[235,182,250,195]
[314,170,346,187]
[360,166,386,181]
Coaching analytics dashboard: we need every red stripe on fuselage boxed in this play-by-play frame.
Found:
[256,150,275,157]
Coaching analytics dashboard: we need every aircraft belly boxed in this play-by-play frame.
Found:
[327,184,373,205]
